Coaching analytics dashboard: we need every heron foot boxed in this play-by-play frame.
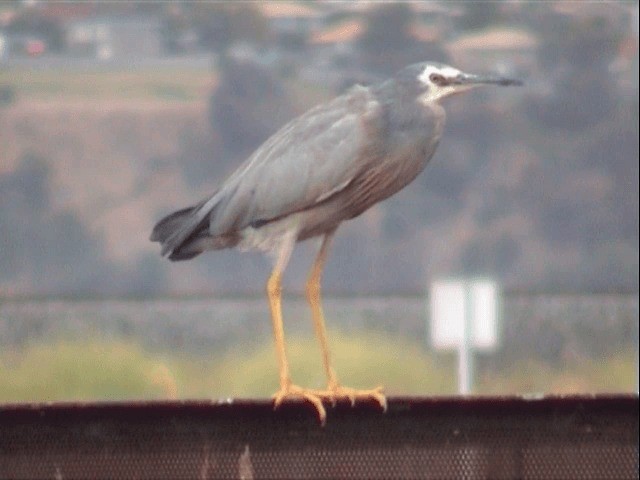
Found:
[272,383,386,425]
[272,383,328,425]
[312,382,387,412]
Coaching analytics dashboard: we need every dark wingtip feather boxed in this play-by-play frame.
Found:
[167,250,201,261]
[150,207,195,244]
[150,206,208,260]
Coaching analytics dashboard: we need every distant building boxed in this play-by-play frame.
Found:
[446,28,539,74]
[256,2,324,48]
[408,2,463,41]
[305,2,462,90]
[305,19,368,88]
[310,2,460,48]
[551,1,630,25]
[65,15,162,60]
[309,19,363,54]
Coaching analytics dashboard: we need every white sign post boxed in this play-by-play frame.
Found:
[430,279,500,395]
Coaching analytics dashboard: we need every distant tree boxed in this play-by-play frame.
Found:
[361,3,413,52]
[358,3,414,75]
[358,3,448,75]
[192,4,270,52]
[161,5,191,54]
[229,5,270,46]
[209,58,295,162]
[538,13,623,70]
[0,154,51,277]
[6,11,65,51]
[526,12,624,130]
[119,253,168,297]
[0,153,118,294]
[1,153,50,212]
[175,122,224,188]
[456,3,501,32]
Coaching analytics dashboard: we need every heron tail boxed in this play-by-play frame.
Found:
[151,188,242,261]
[149,205,205,260]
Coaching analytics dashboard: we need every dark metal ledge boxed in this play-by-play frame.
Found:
[1,395,638,479]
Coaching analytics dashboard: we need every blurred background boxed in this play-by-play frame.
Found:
[0,1,638,402]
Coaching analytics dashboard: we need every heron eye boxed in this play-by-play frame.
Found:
[429,73,446,86]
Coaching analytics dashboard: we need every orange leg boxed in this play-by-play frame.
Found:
[268,234,327,424]
[305,232,387,412]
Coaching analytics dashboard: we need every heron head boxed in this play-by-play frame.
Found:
[412,62,523,104]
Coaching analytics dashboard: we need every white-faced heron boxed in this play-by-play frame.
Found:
[151,62,521,424]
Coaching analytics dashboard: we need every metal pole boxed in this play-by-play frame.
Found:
[634,296,640,394]
[458,283,474,395]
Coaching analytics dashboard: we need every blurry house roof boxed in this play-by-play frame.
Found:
[552,1,631,20]
[257,2,322,19]
[409,2,464,17]
[317,1,464,17]
[617,35,638,61]
[309,19,365,45]
[447,28,539,52]
[38,2,95,20]
[408,22,444,43]
[0,9,16,27]
[66,14,161,29]
[310,18,445,46]
[322,1,373,14]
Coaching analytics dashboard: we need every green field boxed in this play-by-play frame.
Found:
[0,66,333,105]
[0,68,215,101]
[0,332,635,403]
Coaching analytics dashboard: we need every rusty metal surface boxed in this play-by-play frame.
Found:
[1,395,638,479]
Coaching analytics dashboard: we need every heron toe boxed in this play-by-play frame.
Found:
[315,383,387,411]
[272,383,386,425]
[272,383,328,425]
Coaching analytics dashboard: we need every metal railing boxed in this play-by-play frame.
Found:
[1,395,637,479]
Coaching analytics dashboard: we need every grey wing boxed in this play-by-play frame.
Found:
[152,86,380,258]
[206,85,383,236]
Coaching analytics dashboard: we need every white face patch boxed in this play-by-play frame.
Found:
[417,64,473,104]
[417,64,462,85]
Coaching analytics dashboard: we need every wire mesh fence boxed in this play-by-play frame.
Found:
[1,294,637,366]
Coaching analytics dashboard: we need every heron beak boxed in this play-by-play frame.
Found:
[454,73,523,87]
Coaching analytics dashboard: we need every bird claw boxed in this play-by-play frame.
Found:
[311,384,387,412]
[272,383,387,426]
[273,384,327,426]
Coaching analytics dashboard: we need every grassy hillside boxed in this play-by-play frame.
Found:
[0,68,215,102]
[1,64,637,296]
[0,333,635,403]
